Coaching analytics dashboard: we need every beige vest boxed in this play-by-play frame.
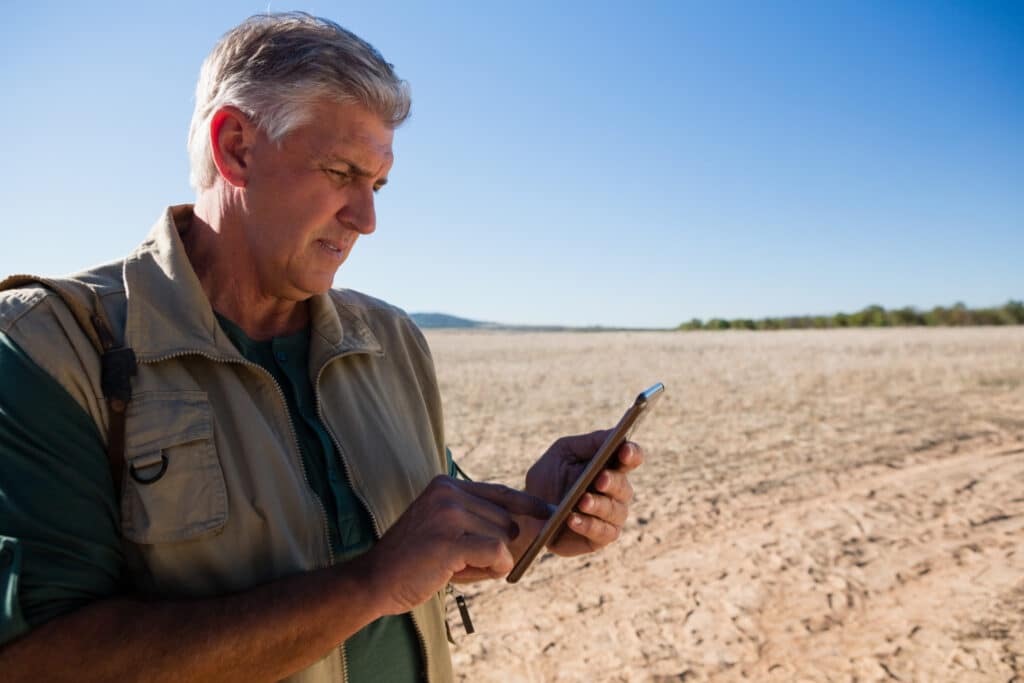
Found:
[0,206,453,683]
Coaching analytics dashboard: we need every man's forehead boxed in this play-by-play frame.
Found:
[321,140,393,164]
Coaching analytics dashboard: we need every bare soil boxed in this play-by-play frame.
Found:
[425,327,1024,682]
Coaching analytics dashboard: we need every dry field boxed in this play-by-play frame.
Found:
[425,327,1024,683]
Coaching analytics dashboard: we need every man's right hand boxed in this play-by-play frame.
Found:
[358,476,551,615]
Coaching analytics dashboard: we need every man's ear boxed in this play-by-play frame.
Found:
[209,106,255,188]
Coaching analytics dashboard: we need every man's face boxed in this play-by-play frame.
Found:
[239,100,394,301]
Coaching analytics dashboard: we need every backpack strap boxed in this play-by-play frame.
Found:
[0,274,137,494]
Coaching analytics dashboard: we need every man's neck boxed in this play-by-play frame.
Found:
[183,199,310,341]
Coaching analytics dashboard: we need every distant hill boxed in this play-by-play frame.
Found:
[410,312,489,329]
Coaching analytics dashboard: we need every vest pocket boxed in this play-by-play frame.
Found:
[120,392,228,544]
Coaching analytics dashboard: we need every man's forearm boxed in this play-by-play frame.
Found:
[0,558,383,683]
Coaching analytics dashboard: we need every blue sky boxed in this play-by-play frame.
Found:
[2,1,1021,327]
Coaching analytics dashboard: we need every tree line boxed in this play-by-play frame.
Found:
[677,301,1024,331]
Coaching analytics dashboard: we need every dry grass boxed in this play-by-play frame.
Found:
[425,327,1024,682]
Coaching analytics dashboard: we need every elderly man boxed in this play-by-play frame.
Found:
[0,13,642,682]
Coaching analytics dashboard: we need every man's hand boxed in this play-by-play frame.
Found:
[358,476,551,615]
[523,430,644,557]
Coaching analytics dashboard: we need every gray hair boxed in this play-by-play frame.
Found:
[187,12,410,190]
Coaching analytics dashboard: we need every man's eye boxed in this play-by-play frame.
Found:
[327,169,351,183]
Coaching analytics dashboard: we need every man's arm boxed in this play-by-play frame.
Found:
[0,560,382,683]
[0,331,121,639]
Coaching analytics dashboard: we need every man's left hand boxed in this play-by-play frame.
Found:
[523,430,644,557]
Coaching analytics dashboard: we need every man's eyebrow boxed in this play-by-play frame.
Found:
[323,154,387,183]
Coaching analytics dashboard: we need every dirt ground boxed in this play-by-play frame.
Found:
[424,327,1024,682]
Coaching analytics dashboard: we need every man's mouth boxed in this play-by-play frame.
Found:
[317,239,345,255]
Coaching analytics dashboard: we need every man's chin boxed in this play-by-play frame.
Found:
[296,272,341,299]
[292,285,333,301]
[293,259,344,292]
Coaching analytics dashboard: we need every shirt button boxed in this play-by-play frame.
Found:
[275,351,287,362]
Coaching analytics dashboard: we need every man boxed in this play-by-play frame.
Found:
[0,13,642,682]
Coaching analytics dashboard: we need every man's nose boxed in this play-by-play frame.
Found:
[341,185,376,235]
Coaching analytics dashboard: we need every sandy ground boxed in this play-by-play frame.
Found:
[424,327,1024,682]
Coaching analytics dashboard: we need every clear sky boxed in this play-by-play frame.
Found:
[2,1,1021,328]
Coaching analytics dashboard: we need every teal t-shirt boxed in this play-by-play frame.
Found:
[0,318,423,681]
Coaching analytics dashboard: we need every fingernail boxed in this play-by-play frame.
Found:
[571,514,583,528]
[509,521,520,540]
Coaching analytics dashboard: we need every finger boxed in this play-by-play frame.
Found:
[577,491,628,527]
[566,512,620,548]
[592,468,634,504]
[552,429,614,463]
[452,566,502,583]
[431,491,522,544]
[457,533,515,575]
[455,479,551,520]
[614,441,644,472]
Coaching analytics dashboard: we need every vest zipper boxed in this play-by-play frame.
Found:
[313,362,433,683]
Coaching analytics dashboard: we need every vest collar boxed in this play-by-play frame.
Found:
[123,205,382,363]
